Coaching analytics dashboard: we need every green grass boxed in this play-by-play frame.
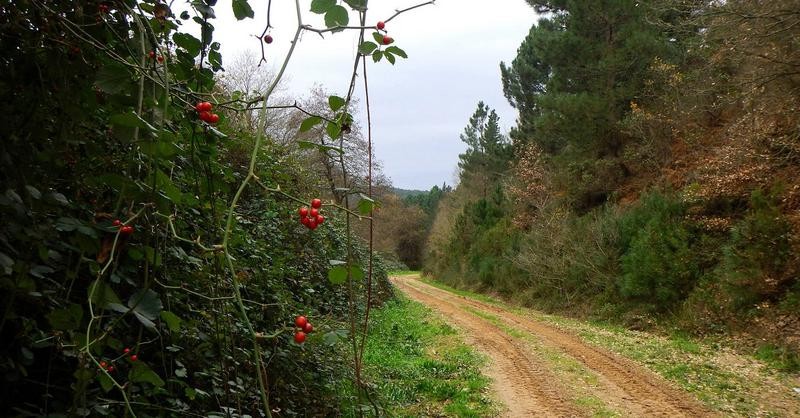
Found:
[346,294,498,417]
[388,270,421,276]
[418,275,800,417]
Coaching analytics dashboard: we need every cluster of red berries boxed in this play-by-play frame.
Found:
[147,50,165,63]
[293,316,314,344]
[123,347,139,362]
[112,219,134,236]
[98,347,138,373]
[195,101,219,124]
[298,198,325,230]
[376,21,393,45]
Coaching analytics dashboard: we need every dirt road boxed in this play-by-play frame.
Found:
[392,274,716,418]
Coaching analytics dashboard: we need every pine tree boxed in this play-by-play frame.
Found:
[501,0,682,209]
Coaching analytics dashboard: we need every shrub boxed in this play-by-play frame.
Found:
[717,189,793,312]
[617,191,699,310]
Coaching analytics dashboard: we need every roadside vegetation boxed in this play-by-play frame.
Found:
[348,293,497,417]
[408,0,800,366]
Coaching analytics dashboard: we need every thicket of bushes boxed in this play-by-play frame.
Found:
[425,0,800,362]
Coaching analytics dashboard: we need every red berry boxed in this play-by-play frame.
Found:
[157,55,164,63]
[307,217,318,230]
[303,322,313,333]
[120,225,134,235]
[295,315,307,328]
[99,4,109,13]
[107,365,114,372]
[310,198,322,209]
[309,208,319,217]
[100,361,107,368]
[294,331,306,344]
[209,114,220,124]
[376,21,385,30]
[316,214,325,225]
[196,101,212,112]
[199,111,212,122]
[123,347,130,354]
[112,219,121,227]
[298,206,309,217]
[130,354,138,361]
[300,216,311,226]
[382,36,393,45]
[264,35,273,44]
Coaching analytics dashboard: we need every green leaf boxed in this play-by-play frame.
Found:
[324,5,349,28]
[139,140,179,159]
[47,304,83,331]
[25,185,41,199]
[343,0,367,11]
[47,192,69,206]
[172,33,202,58]
[372,50,383,63]
[232,0,255,20]
[129,362,165,387]
[208,126,227,138]
[358,41,378,55]
[143,246,163,267]
[128,289,163,329]
[385,46,408,58]
[160,311,182,332]
[192,1,215,19]
[351,265,365,281]
[209,50,223,70]
[326,121,342,139]
[54,217,79,232]
[328,266,348,285]
[127,248,144,261]
[29,265,54,278]
[88,280,122,308]
[98,372,114,393]
[109,112,157,133]
[297,141,344,154]
[357,194,378,215]
[385,51,396,65]
[310,0,336,13]
[323,329,348,346]
[95,63,132,94]
[142,169,183,204]
[299,116,322,133]
[328,95,346,112]
[0,251,13,275]
[372,32,385,44]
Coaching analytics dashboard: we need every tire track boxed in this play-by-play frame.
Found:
[393,277,582,417]
[395,275,717,418]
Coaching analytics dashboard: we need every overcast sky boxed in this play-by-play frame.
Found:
[207,0,538,190]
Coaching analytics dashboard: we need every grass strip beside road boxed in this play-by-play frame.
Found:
[355,292,498,417]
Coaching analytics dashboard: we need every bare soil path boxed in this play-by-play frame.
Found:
[392,274,716,418]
